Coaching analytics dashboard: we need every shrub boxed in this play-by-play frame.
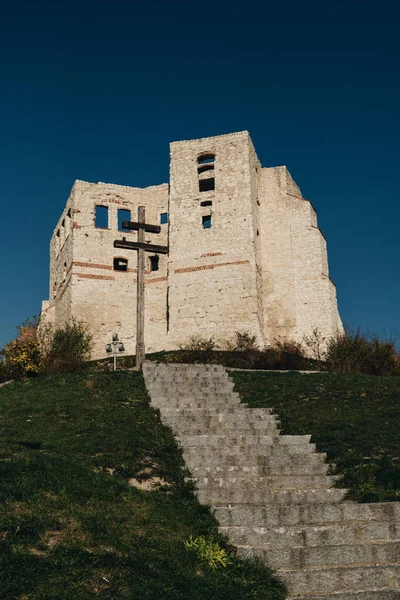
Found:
[180,335,217,352]
[184,536,230,569]
[1,339,42,380]
[43,321,93,374]
[1,317,42,380]
[233,331,258,351]
[325,332,399,375]
[303,328,327,361]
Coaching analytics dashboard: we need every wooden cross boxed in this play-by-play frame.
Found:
[114,206,168,369]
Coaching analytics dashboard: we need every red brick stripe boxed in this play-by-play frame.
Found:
[72,261,113,270]
[75,273,115,281]
[200,252,223,258]
[174,260,250,274]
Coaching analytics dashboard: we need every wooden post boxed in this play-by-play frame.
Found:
[114,211,168,371]
[136,206,146,369]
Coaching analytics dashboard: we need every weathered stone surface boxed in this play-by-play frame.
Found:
[41,131,343,359]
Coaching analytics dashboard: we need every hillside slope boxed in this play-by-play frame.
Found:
[0,372,285,600]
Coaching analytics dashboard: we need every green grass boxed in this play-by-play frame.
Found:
[231,371,400,503]
[0,372,286,600]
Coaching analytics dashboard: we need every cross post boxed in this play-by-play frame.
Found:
[114,206,168,370]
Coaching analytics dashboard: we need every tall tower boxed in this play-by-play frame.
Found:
[167,131,263,347]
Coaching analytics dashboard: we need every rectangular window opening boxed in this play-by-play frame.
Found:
[160,212,168,224]
[118,209,131,231]
[114,257,128,272]
[149,255,159,271]
[200,200,212,207]
[95,205,109,229]
[199,177,215,193]
[202,215,212,229]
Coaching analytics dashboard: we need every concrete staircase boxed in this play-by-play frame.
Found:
[143,362,400,600]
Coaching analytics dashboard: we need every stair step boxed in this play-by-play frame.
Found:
[193,474,341,491]
[279,564,400,596]
[213,502,400,528]
[220,521,400,548]
[236,540,400,570]
[189,461,331,477]
[179,434,311,447]
[197,486,348,505]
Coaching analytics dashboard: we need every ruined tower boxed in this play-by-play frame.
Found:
[41,131,343,358]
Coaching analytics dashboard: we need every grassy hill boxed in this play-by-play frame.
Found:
[0,372,285,600]
[231,371,400,502]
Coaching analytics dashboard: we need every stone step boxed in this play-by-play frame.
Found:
[220,521,400,548]
[179,433,311,447]
[197,486,348,505]
[161,407,278,424]
[169,422,281,435]
[183,449,325,469]
[193,474,341,491]
[151,398,242,409]
[279,564,400,596]
[146,383,237,394]
[189,460,331,477]
[182,446,319,469]
[236,540,400,570]
[213,502,400,528]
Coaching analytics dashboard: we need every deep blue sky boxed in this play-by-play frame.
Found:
[1,0,399,348]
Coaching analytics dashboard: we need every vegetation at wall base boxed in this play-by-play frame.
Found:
[231,371,400,502]
[0,372,286,600]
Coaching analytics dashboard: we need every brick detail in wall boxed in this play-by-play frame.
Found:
[75,272,115,281]
[72,222,81,229]
[145,276,168,285]
[287,192,317,214]
[73,261,113,271]
[200,252,223,258]
[174,260,250,274]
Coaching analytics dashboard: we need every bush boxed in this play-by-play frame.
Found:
[325,332,399,375]
[43,321,93,374]
[1,339,42,380]
[232,331,258,352]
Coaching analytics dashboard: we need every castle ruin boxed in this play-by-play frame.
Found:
[41,131,343,359]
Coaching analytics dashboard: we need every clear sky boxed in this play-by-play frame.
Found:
[1,0,399,348]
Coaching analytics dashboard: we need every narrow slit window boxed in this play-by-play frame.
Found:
[202,215,212,229]
[95,205,109,229]
[118,209,131,231]
[200,200,212,207]
[149,255,159,272]
[114,257,128,271]
[160,212,168,225]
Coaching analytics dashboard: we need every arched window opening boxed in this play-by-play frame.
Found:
[198,154,215,165]
[197,153,215,193]
[149,255,159,272]
[114,257,128,272]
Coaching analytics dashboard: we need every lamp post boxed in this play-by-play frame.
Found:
[105,333,125,371]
